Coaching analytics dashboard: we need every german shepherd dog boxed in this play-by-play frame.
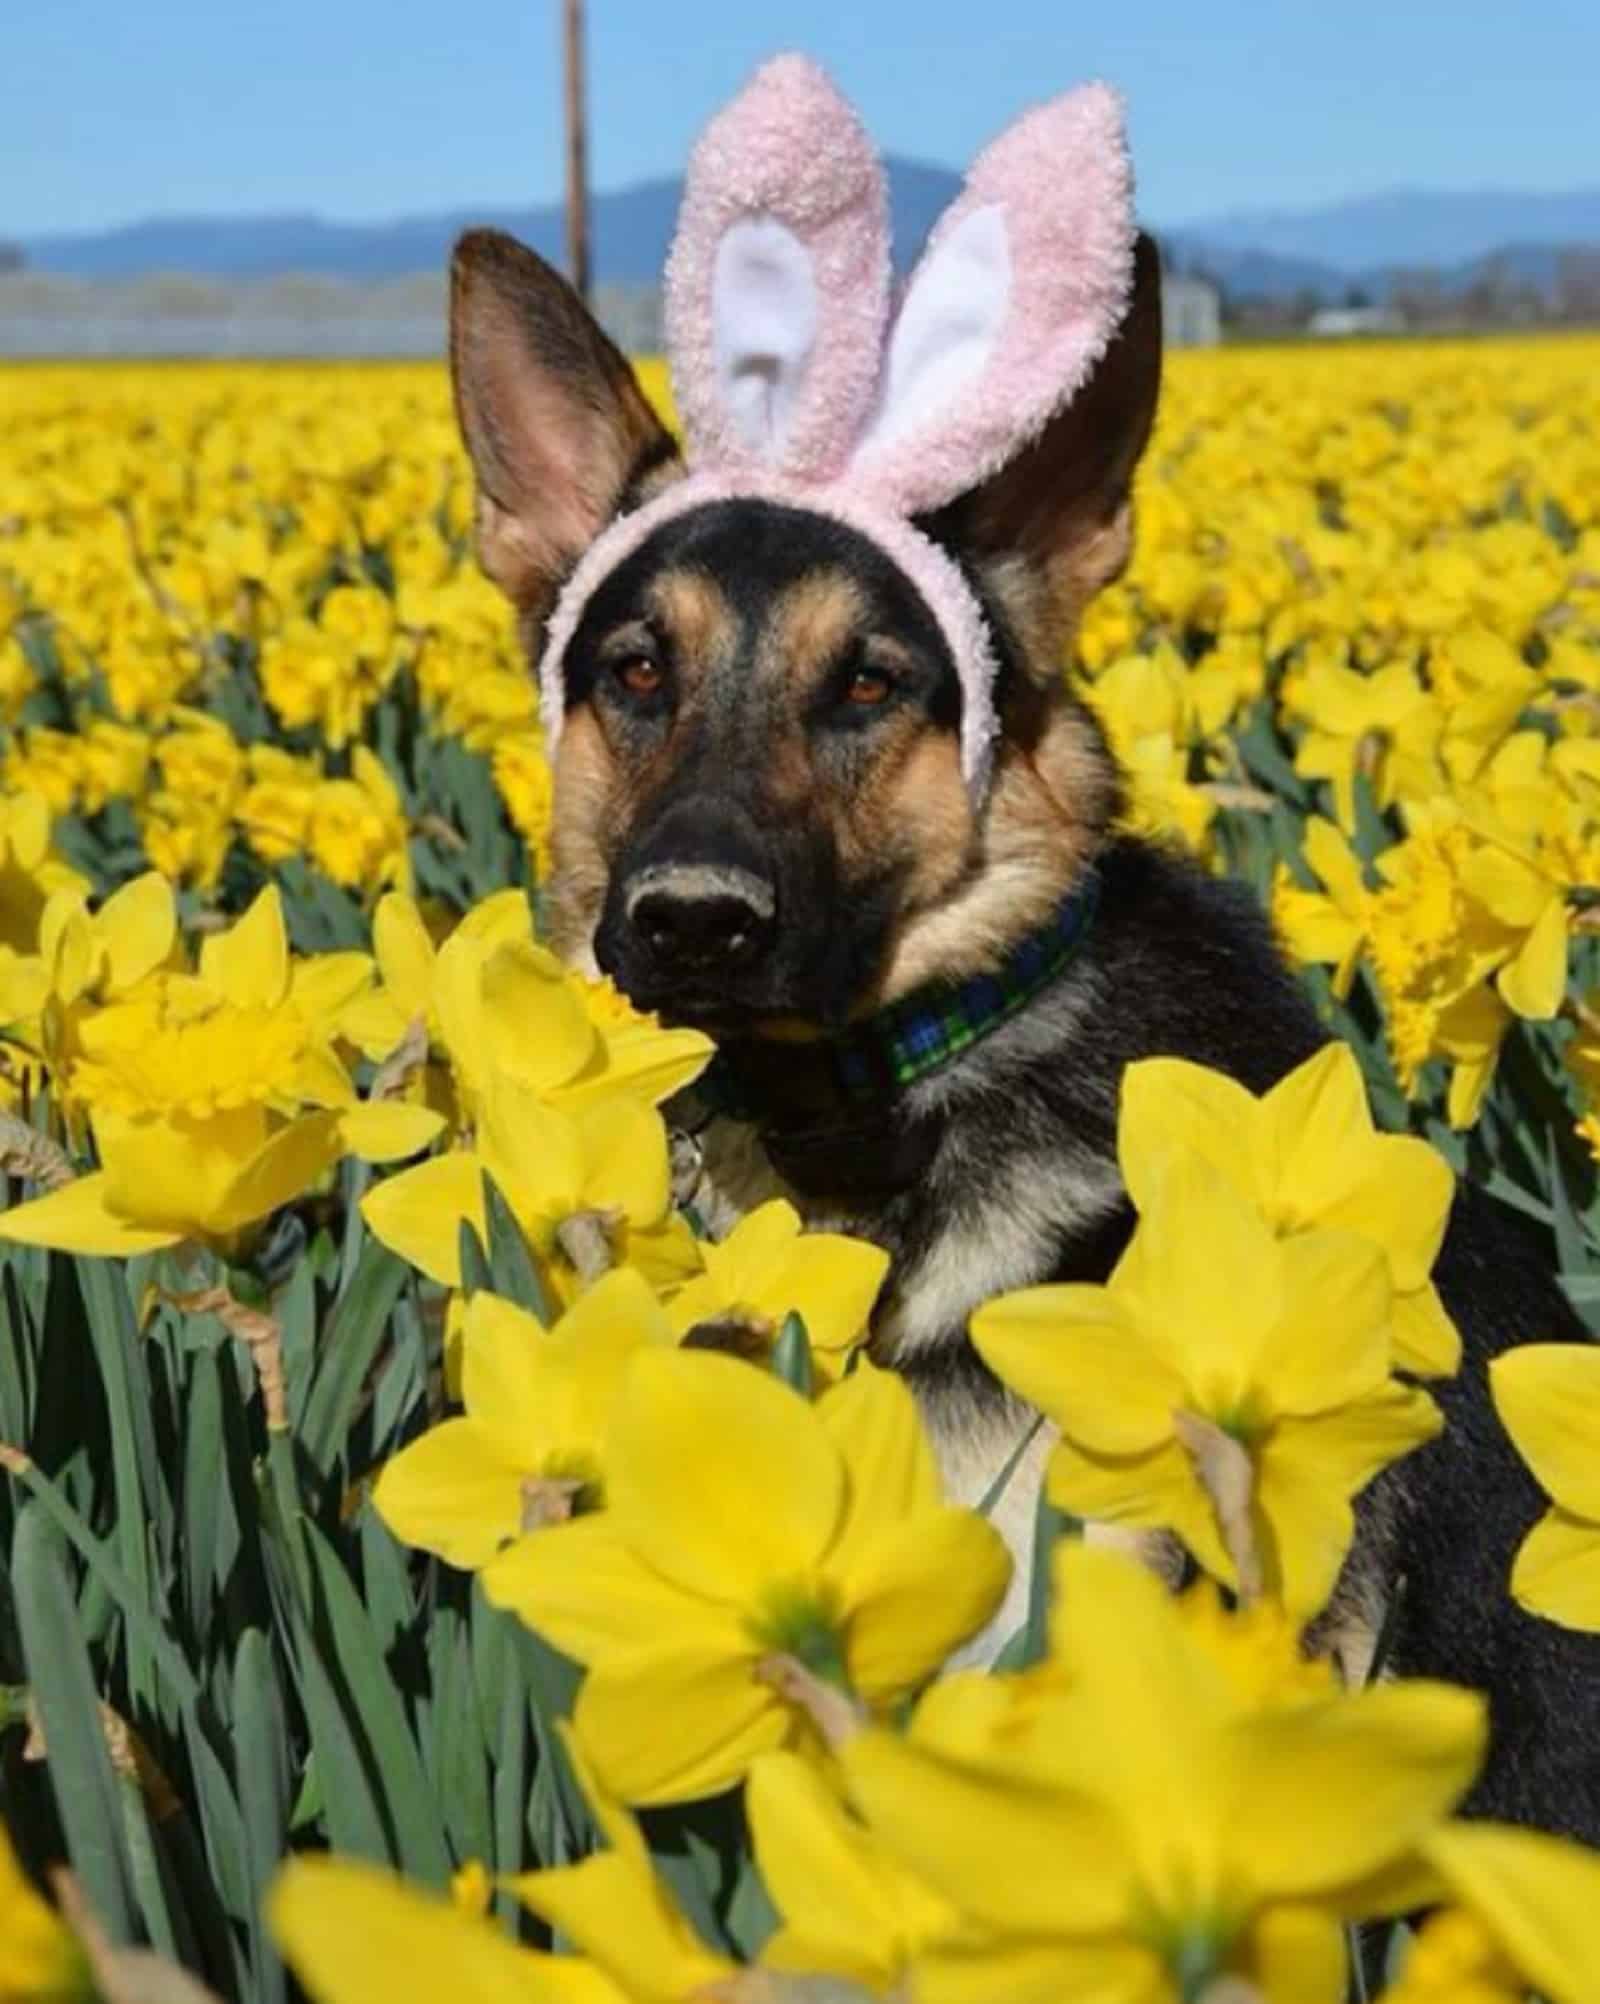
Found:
[447,222,1600,1840]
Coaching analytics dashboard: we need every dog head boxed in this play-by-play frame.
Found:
[449,68,1161,1032]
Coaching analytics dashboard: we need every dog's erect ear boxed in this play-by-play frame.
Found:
[934,231,1163,654]
[450,228,681,620]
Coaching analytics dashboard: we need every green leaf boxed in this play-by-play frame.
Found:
[180,1348,226,1639]
[287,1590,395,1869]
[299,1235,409,1484]
[301,1517,453,1885]
[233,1629,291,2004]
[459,1213,492,1299]
[76,1253,168,1706]
[484,1174,551,1321]
[10,1503,137,1942]
[277,1255,318,1432]
[770,1313,813,1396]
[434,1619,494,1873]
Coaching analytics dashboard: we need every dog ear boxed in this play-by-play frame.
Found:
[450,228,681,622]
[933,230,1163,657]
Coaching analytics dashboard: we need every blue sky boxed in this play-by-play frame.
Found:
[10,0,1600,237]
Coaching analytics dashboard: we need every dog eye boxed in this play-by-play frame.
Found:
[614,655,664,698]
[843,666,895,707]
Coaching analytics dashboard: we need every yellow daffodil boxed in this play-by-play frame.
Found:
[1364,816,1517,1125]
[341,889,709,1121]
[1457,824,1571,1020]
[483,1352,1010,1805]
[973,1156,1440,1618]
[1430,627,1540,788]
[0,1819,88,2004]
[1490,1344,1600,1629]
[373,1268,679,1566]
[361,1081,688,1299]
[0,886,436,1256]
[667,1201,890,1384]
[840,1545,1485,2004]
[1290,654,1439,830]
[1118,1045,1460,1376]
[1271,815,1370,1000]
[270,1854,626,2004]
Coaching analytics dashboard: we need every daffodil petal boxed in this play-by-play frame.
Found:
[1255,1385,1441,1617]
[481,1513,723,1662]
[1237,1905,1348,2004]
[212,1111,343,1233]
[605,1349,845,1603]
[1510,1507,1600,1630]
[482,939,597,1093]
[575,1643,785,1807]
[361,1150,487,1287]
[839,1507,1011,1703]
[200,883,289,1009]
[1315,1132,1454,1292]
[1045,1434,1236,1594]
[821,1359,941,1523]
[574,1096,671,1228]
[1391,1282,1463,1378]
[508,1852,731,1994]
[749,1751,943,1992]
[0,1171,180,1255]
[269,1855,610,2004]
[841,1729,1127,1937]
[766,1234,890,1357]
[1262,1229,1391,1417]
[97,870,176,989]
[372,1420,527,1569]
[1498,895,1569,1020]
[372,893,436,1016]
[339,1100,446,1163]
[1118,1056,1259,1214]
[1230,1681,1485,1901]
[972,1287,1177,1456]
[1490,1345,1600,1522]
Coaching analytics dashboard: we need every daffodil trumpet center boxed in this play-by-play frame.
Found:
[1136,1896,1245,2004]
[520,1453,603,1530]
[750,1581,853,1695]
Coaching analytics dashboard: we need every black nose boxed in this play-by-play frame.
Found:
[629,880,775,974]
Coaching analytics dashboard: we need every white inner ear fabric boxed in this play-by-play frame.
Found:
[711,215,819,460]
[863,202,1011,452]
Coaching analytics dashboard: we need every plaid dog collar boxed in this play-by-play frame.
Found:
[701,868,1101,1121]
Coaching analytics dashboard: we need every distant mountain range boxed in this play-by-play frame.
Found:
[19,171,1600,306]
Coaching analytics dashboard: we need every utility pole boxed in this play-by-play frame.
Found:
[563,0,591,303]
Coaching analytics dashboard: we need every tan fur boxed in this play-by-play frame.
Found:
[546,711,623,965]
[643,568,739,683]
[860,555,1115,1007]
[768,572,871,685]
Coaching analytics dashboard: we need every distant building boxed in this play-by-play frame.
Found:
[1162,273,1222,347]
[1306,303,1407,338]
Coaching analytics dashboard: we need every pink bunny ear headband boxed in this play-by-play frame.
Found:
[539,53,1136,799]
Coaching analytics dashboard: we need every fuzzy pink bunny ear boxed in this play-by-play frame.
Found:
[664,53,892,483]
[849,83,1135,518]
